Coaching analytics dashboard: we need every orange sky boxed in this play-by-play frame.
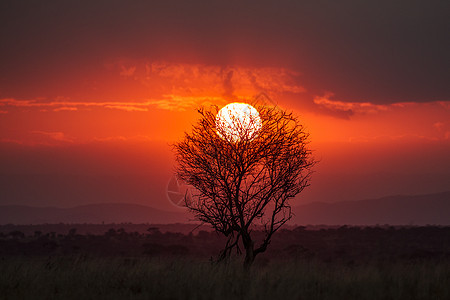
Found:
[0,1,449,210]
[1,61,449,210]
[1,61,448,145]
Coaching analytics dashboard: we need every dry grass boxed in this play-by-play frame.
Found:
[1,256,449,299]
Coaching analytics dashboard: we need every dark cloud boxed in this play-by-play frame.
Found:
[1,0,449,103]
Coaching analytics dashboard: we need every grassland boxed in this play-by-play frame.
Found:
[1,256,449,300]
[1,225,449,299]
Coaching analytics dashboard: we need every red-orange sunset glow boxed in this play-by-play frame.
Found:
[0,1,449,219]
[1,62,448,146]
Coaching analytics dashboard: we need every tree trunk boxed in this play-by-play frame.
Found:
[243,238,255,269]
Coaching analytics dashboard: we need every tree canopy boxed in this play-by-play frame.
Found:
[173,104,314,266]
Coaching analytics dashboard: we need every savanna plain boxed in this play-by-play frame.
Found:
[1,225,449,300]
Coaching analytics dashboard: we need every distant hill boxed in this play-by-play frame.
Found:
[1,191,449,225]
[292,191,450,225]
[0,203,189,225]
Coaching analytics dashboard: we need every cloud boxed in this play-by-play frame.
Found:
[433,122,444,131]
[32,131,74,143]
[91,135,154,143]
[1,57,449,123]
[53,107,78,112]
[142,62,306,99]
[222,70,234,99]
[306,96,450,143]
[1,1,449,107]
[0,95,222,113]
[120,66,136,77]
[0,61,308,114]
[148,95,224,111]
[438,101,450,109]
[0,98,36,107]
[314,93,389,116]
[432,121,450,141]
[347,134,441,143]
[0,98,149,112]
[105,105,148,112]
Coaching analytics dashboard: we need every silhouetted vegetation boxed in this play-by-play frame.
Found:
[1,225,449,263]
[1,225,449,299]
[174,104,315,266]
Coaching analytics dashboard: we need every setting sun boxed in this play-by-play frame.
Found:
[1,1,449,297]
[215,102,262,142]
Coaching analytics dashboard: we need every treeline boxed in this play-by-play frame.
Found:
[1,225,449,264]
[0,223,204,236]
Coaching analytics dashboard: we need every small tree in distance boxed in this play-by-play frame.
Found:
[173,103,315,267]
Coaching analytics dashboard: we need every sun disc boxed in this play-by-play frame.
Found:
[215,103,262,142]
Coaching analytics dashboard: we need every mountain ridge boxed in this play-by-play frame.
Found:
[291,191,450,225]
[0,203,189,224]
[1,191,449,225]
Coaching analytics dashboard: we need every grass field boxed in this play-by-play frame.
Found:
[1,256,449,300]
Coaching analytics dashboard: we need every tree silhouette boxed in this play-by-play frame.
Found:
[173,103,314,267]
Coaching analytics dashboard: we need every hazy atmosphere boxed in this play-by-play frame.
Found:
[1,0,449,222]
[2,2,450,298]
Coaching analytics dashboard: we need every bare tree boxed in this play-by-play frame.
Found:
[173,103,314,267]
